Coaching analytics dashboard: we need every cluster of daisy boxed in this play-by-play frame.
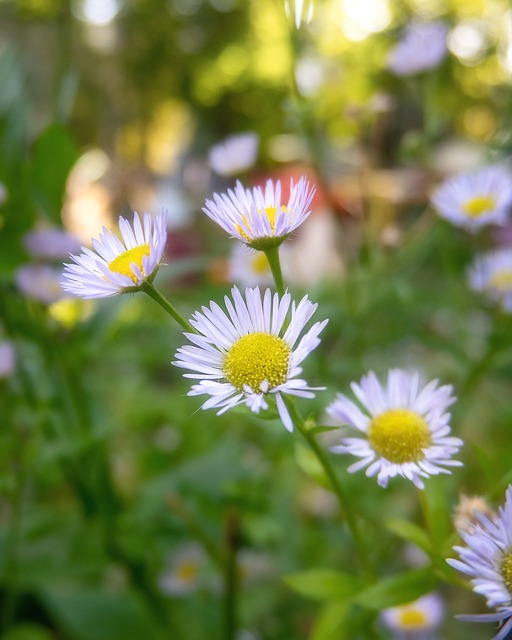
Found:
[60,176,464,490]
[431,164,512,313]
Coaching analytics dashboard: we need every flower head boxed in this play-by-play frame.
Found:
[16,265,67,304]
[23,227,82,261]
[173,286,328,432]
[468,249,512,312]
[61,210,167,299]
[380,592,444,640]
[447,485,512,640]
[431,166,512,232]
[0,341,16,379]
[202,177,315,251]
[388,20,447,77]
[228,243,273,287]
[208,132,259,177]
[327,369,463,489]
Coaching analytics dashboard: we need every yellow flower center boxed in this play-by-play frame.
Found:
[501,551,512,594]
[490,269,512,292]
[108,244,151,283]
[176,561,199,583]
[368,409,431,464]
[224,332,290,392]
[462,195,496,218]
[250,252,270,275]
[236,206,287,241]
[397,609,428,629]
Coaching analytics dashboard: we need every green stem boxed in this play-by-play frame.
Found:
[264,246,285,296]
[141,282,196,333]
[284,397,375,579]
[223,508,240,640]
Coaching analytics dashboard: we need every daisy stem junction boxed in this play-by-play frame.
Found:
[283,396,375,579]
[141,281,197,333]
[263,246,286,297]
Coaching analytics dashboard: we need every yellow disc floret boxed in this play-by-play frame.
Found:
[236,206,287,241]
[108,244,151,283]
[462,195,496,218]
[224,332,290,392]
[490,269,512,292]
[250,252,270,275]
[368,409,431,464]
[397,609,428,629]
[501,551,512,595]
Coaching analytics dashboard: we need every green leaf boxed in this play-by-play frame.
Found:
[283,569,361,601]
[385,518,431,552]
[40,588,160,640]
[353,567,437,610]
[294,443,331,491]
[309,425,341,435]
[31,123,77,223]
[310,601,351,640]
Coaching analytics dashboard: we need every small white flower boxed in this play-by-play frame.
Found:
[61,210,167,299]
[447,484,512,640]
[381,593,444,639]
[159,544,205,596]
[202,177,315,250]
[468,249,512,312]
[228,243,273,288]
[327,369,463,489]
[23,227,82,261]
[16,265,67,304]
[208,132,259,177]
[173,286,328,432]
[388,21,447,77]
[0,341,16,379]
[431,166,512,232]
[284,0,314,29]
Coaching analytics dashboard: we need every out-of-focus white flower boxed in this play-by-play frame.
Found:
[468,249,512,312]
[0,341,16,379]
[328,369,463,489]
[61,210,167,299]
[448,485,512,640]
[228,243,273,287]
[453,494,496,535]
[16,265,67,304]
[431,166,512,232]
[388,21,448,76]
[159,544,205,596]
[285,0,314,29]
[380,592,444,639]
[202,177,315,251]
[173,286,328,432]
[23,227,82,261]
[208,133,259,177]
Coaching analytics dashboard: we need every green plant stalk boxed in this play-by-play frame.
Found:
[223,507,241,640]
[264,246,286,297]
[141,281,196,333]
[284,397,375,579]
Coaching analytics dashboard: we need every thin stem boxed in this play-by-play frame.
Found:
[284,397,375,579]
[141,282,196,333]
[223,507,241,640]
[264,246,285,296]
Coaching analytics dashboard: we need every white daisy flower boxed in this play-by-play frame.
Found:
[0,341,16,379]
[60,210,167,299]
[208,132,259,177]
[447,484,512,640]
[381,592,444,640]
[228,243,273,288]
[173,286,328,432]
[202,177,315,251]
[468,249,512,312]
[16,265,67,304]
[159,544,205,596]
[327,369,463,489]
[431,166,512,232]
[388,21,447,77]
[284,0,314,29]
[23,227,82,261]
